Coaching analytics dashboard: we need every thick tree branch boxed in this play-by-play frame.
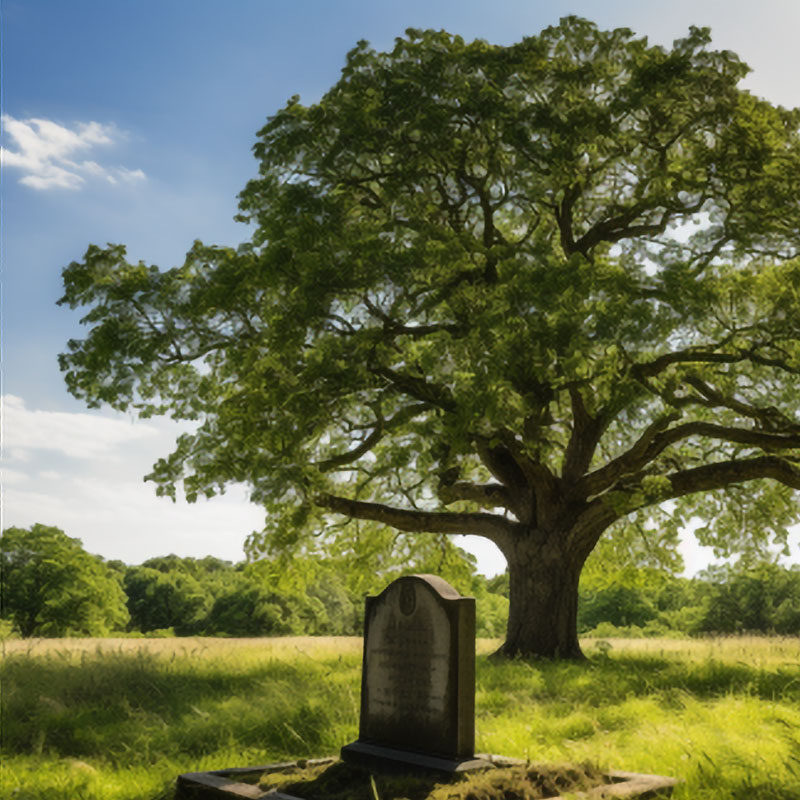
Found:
[369,364,458,412]
[568,497,620,553]
[488,429,546,486]
[475,439,529,489]
[577,411,680,497]
[633,348,743,378]
[437,480,513,511]
[573,208,672,255]
[474,439,534,523]
[562,386,607,481]
[746,349,800,376]
[315,403,430,472]
[555,183,582,255]
[557,191,708,258]
[656,421,800,453]
[685,377,800,432]
[480,426,564,525]
[666,456,800,498]
[580,417,800,499]
[455,170,501,281]
[315,492,518,545]
[634,343,800,386]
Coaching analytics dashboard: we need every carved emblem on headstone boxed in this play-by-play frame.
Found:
[399,581,416,616]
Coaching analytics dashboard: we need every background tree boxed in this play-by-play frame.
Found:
[58,18,800,658]
[203,568,328,637]
[123,562,210,635]
[0,525,129,637]
[696,561,800,635]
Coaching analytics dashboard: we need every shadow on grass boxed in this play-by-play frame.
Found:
[476,651,800,708]
[4,643,798,771]
[0,648,360,764]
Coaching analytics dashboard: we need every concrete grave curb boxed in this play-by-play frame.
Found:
[176,755,681,799]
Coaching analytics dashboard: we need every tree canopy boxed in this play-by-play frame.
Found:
[58,18,800,657]
[1,525,129,637]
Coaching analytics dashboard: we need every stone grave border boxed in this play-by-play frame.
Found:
[175,755,681,799]
[175,574,680,798]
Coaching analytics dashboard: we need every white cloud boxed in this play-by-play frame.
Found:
[0,115,146,191]
[1,467,30,486]
[38,470,62,481]
[117,166,147,184]
[0,396,266,563]
[3,474,264,564]
[1,401,264,563]
[1,395,159,460]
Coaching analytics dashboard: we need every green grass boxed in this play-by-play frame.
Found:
[2,636,799,799]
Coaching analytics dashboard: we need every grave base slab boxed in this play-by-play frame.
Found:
[340,740,493,774]
[175,755,680,799]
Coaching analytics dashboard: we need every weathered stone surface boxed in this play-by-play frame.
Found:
[340,574,480,772]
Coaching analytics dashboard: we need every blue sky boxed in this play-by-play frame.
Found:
[3,0,799,572]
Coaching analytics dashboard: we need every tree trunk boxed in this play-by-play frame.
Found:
[496,530,588,660]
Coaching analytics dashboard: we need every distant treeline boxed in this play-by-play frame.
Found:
[0,524,509,639]
[2,524,799,639]
[578,560,800,638]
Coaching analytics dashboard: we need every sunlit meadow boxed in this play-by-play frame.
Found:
[2,636,799,799]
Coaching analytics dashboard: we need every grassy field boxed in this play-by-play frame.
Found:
[2,636,799,799]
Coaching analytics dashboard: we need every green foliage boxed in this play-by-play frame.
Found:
[0,526,497,639]
[118,552,354,636]
[696,561,800,635]
[204,571,328,637]
[305,574,358,635]
[246,523,482,612]
[57,18,800,603]
[5,522,795,641]
[579,532,686,634]
[124,565,210,635]
[0,525,129,637]
[485,572,509,598]
[468,574,510,637]
[579,583,657,631]
[578,558,800,637]
[0,618,18,640]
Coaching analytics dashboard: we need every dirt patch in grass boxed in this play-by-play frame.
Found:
[258,759,607,799]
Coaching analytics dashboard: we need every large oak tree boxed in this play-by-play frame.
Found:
[59,18,800,658]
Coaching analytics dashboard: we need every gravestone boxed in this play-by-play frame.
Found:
[176,573,682,797]
[340,574,490,774]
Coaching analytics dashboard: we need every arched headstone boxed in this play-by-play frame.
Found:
[341,574,488,773]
